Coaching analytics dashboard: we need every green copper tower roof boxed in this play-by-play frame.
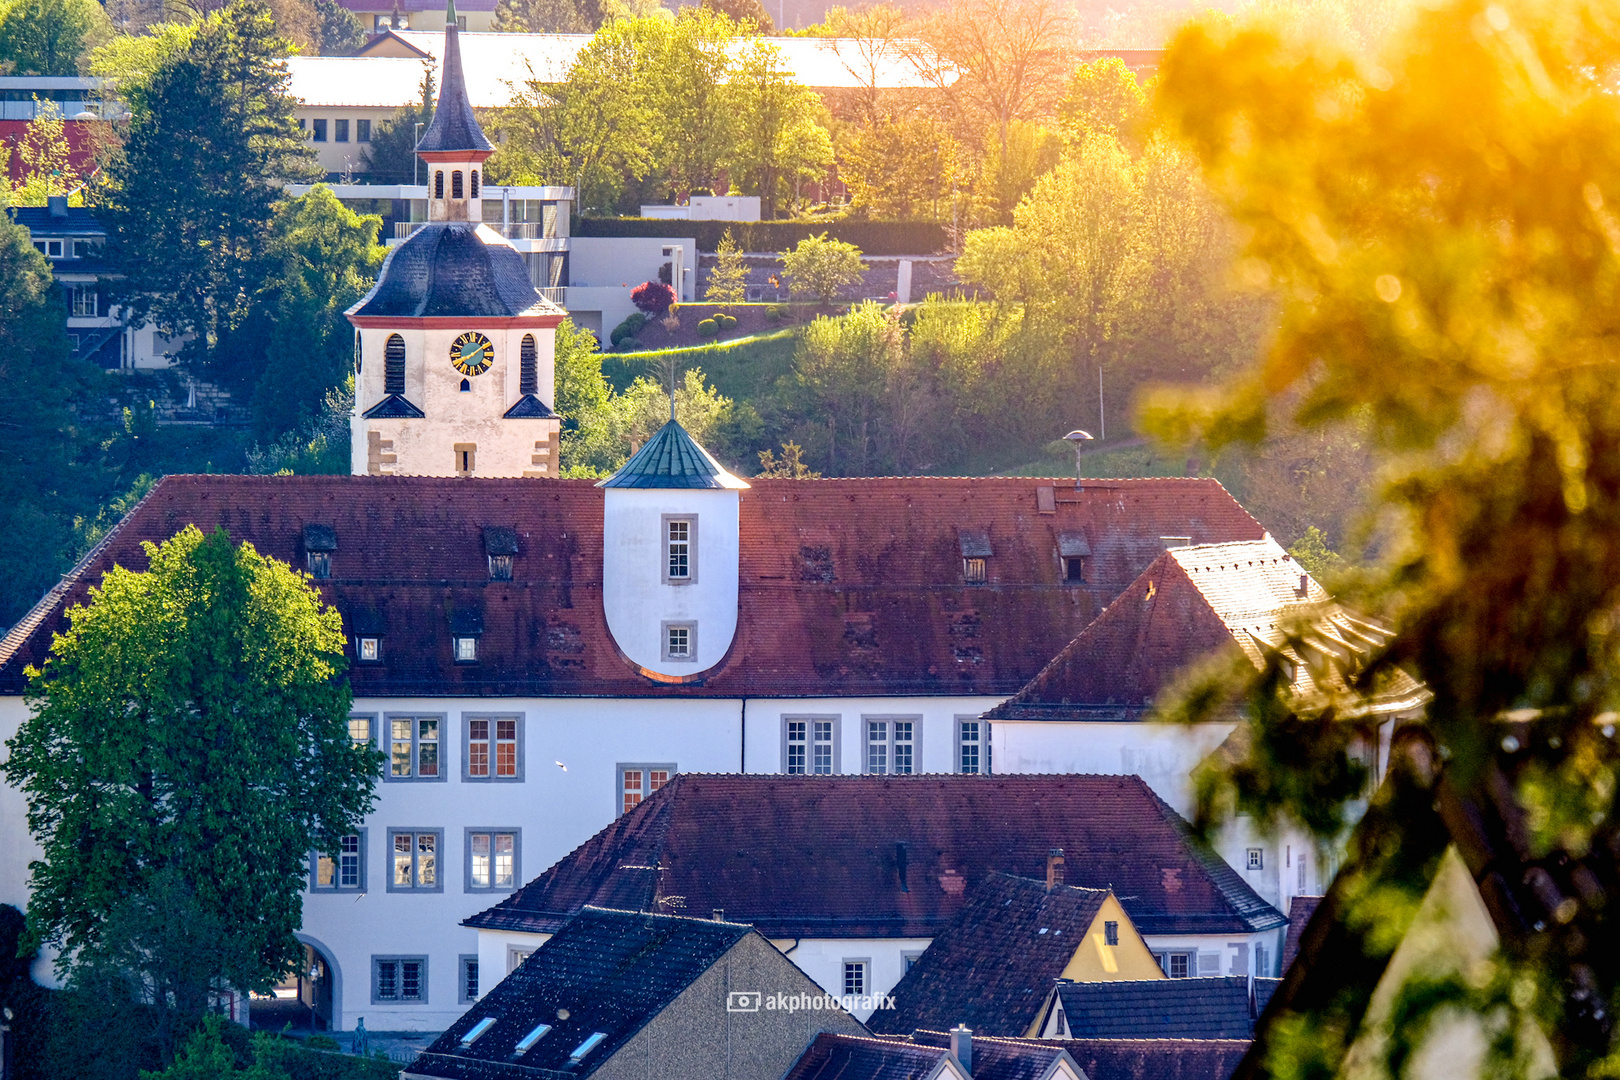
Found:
[597,420,749,490]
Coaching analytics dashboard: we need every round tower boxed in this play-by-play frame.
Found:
[599,420,749,681]
[346,0,564,478]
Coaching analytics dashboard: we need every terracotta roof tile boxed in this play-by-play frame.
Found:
[0,475,1264,697]
[463,774,1286,938]
[869,874,1112,1037]
[1280,896,1322,973]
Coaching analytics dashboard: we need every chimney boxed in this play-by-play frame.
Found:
[47,195,68,220]
[1295,573,1310,598]
[949,1025,973,1076]
[1046,848,1065,890]
[712,908,725,922]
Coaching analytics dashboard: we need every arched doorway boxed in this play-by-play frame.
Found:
[294,934,343,1033]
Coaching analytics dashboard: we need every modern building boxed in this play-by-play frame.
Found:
[403,907,865,1080]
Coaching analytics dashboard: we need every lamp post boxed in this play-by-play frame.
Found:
[414,122,423,187]
[1063,429,1094,490]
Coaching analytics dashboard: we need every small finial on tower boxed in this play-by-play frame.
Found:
[446,0,457,23]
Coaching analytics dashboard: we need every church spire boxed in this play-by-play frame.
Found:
[414,0,491,156]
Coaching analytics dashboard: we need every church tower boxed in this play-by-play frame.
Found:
[346,0,564,478]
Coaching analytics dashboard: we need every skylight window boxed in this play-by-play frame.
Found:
[459,1017,496,1047]
[514,1023,552,1053]
[569,1033,608,1063]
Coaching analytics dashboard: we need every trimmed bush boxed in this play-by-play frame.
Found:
[609,312,648,346]
[713,313,737,330]
[575,218,948,256]
[696,318,719,337]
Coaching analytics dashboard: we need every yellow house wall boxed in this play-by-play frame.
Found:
[1057,894,1166,983]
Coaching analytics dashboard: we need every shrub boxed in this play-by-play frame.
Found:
[712,313,737,330]
[609,312,648,346]
[781,233,866,305]
[696,318,719,337]
[631,281,675,317]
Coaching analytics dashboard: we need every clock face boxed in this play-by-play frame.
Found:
[450,331,494,376]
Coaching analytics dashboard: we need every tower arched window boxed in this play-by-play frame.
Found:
[470,170,479,198]
[452,171,464,199]
[520,334,537,395]
[385,334,406,395]
[354,330,362,373]
[434,171,444,199]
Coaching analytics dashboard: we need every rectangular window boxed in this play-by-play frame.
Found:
[459,955,479,1003]
[662,515,696,584]
[842,961,868,997]
[466,828,519,891]
[312,118,327,142]
[1063,556,1085,582]
[348,716,372,745]
[488,554,513,581]
[465,716,521,780]
[44,240,63,258]
[1247,848,1264,870]
[963,557,987,584]
[1104,921,1119,946]
[307,551,331,579]
[865,718,917,775]
[784,717,837,774]
[312,832,365,891]
[72,239,95,258]
[619,763,674,815]
[507,946,534,974]
[902,952,922,973]
[357,636,380,663]
[387,829,441,891]
[372,956,427,1003]
[958,720,982,774]
[334,118,349,142]
[356,118,371,142]
[71,284,97,317]
[662,621,695,662]
[1159,952,1190,979]
[454,636,478,663]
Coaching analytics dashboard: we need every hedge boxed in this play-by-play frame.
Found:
[572,218,948,256]
[256,1039,404,1080]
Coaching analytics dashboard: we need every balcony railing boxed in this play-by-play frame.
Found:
[535,287,567,305]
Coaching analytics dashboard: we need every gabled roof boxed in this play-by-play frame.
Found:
[986,538,1428,722]
[1051,977,1258,1039]
[348,222,558,318]
[413,15,492,154]
[1279,896,1321,973]
[597,420,748,489]
[501,394,554,418]
[8,205,105,236]
[910,1030,1246,1080]
[0,475,1265,697]
[409,907,753,1079]
[781,1034,959,1080]
[869,874,1113,1037]
[464,774,1286,938]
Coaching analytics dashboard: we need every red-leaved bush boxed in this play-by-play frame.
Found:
[631,281,675,316]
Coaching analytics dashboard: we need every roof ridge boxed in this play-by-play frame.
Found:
[1135,783,1287,932]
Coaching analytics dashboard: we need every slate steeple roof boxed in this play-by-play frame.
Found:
[414,0,493,155]
[597,420,749,490]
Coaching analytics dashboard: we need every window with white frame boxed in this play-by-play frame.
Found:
[784,717,837,774]
[902,952,923,973]
[662,621,696,662]
[387,828,441,891]
[1158,952,1191,979]
[372,956,426,1003]
[842,960,868,996]
[963,557,987,584]
[466,828,519,891]
[507,946,534,974]
[1247,848,1264,870]
[663,516,696,584]
[459,955,479,1003]
[465,716,520,780]
[71,284,97,317]
[356,636,381,663]
[865,718,916,774]
[312,832,364,891]
[958,719,986,774]
[619,764,674,814]
[307,551,331,579]
[387,716,443,780]
[454,635,479,663]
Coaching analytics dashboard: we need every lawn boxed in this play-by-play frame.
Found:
[602,328,802,402]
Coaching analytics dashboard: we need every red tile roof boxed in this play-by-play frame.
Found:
[463,774,1287,938]
[0,475,1265,697]
[1279,896,1322,973]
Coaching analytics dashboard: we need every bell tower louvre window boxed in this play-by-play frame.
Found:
[384,335,406,395]
[452,171,464,199]
[470,169,480,198]
[434,171,444,199]
[520,335,537,395]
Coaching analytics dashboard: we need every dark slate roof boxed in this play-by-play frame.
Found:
[869,874,1112,1037]
[7,204,105,236]
[502,394,555,418]
[349,222,557,318]
[985,539,1427,723]
[464,774,1286,938]
[409,907,753,1080]
[1052,978,1257,1039]
[1252,978,1280,1017]
[597,420,749,490]
[0,474,1265,698]
[1051,1038,1250,1080]
[780,1034,952,1080]
[362,393,425,418]
[1279,896,1321,973]
[413,16,492,154]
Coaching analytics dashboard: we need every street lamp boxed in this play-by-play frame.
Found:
[414,122,424,187]
[1063,429,1093,488]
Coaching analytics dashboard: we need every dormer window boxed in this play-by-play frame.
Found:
[308,552,331,578]
[357,636,380,663]
[454,636,478,663]
[489,555,512,580]
[483,527,518,581]
[663,516,696,584]
[959,529,992,584]
[1059,532,1090,583]
[303,524,337,579]
[450,609,483,664]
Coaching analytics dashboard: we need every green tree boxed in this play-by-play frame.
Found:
[554,318,619,475]
[312,0,364,54]
[726,39,827,219]
[1285,524,1344,579]
[2,526,377,1058]
[362,67,434,184]
[1145,0,1620,1073]
[790,300,904,473]
[251,185,384,441]
[492,0,592,34]
[98,1,318,369]
[704,227,748,303]
[0,0,109,75]
[755,440,819,477]
[780,231,865,305]
[1057,56,1149,150]
[10,100,81,205]
[838,114,962,222]
[697,0,770,32]
[658,9,738,197]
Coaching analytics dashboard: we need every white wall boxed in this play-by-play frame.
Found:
[740,696,1005,775]
[769,937,932,1020]
[568,237,696,302]
[602,488,741,678]
[0,697,52,986]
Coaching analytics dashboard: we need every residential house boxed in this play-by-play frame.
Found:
[869,871,1165,1038]
[339,0,495,34]
[784,1030,1084,1080]
[1028,978,1264,1040]
[462,774,1286,1021]
[907,1030,1253,1080]
[403,907,864,1080]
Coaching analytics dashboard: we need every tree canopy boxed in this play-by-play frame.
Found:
[0,0,109,75]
